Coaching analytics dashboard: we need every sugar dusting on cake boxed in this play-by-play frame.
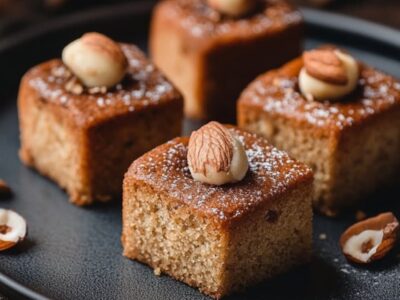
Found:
[167,0,301,38]
[27,44,176,116]
[243,65,400,131]
[132,128,312,223]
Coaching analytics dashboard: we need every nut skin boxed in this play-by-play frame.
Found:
[207,0,256,17]
[188,121,234,175]
[303,49,348,85]
[299,47,360,101]
[62,32,128,88]
[187,121,249,186]
[340,212,399,264]
[0,240,17,251]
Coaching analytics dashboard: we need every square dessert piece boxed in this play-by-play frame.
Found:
[18,42,183,205]
[122,125,313,298]
[238,48,400,215]
[150,0,303,121]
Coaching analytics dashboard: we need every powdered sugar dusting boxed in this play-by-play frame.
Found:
[167,0,301,38]
[26,44,178,124]
[130,128,312,224]
[242,64,400,131]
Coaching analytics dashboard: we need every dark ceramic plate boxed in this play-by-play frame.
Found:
[0,1,399,299]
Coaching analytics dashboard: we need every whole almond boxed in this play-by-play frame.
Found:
[187,122,248,186]
[188,121,234,175]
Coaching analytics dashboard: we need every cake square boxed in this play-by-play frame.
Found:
[150,0,303,121]
[122,126,313,298]
[18,44,183,205]
[238,55,400,215]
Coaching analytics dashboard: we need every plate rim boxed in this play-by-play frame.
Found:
[0,2,399,299]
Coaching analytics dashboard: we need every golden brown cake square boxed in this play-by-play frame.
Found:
[150,0,303,121]
[122,126,313,298]
[238,53,400,215]
[18,44,183,205]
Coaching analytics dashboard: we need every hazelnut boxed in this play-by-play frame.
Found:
[0,209,27,251]
[187,122,249,186]
[340,212,399,264]
[299,48,359,101]
[207,0,256,17]
[62,32,128,88]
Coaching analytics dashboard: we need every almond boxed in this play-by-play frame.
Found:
[207,0,256,17]
[340,212,399,264]
[187,122,248,186]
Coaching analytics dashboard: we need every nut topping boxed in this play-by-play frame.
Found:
[303,49,348,85]
[340,212,399,264]
[299,47,359,101]
[0,209,27,251]
[62,32,128,88]
[187,122,249,186]
[207,0,256,17]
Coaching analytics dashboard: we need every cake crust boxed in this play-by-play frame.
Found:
[238,55,400,213]
[21,44,182,129]
[238,57,400,136]
[123,126,313,298]
[150,0,303,121]
[152,0,303,48]
[19,44,183,205]
[125,127,313,227]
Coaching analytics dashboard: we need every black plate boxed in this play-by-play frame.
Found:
[0,2,400,299]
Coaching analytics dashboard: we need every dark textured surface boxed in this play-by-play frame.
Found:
[0,2,400,299]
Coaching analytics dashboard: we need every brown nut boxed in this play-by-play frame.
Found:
[207,0,256,17]
[303,48,348,85]
[62,32,128,88]
[340,212,399,264]
[187,122,248,186]
[0,209,27,251]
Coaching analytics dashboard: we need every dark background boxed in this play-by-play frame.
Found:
[0,0,399,39]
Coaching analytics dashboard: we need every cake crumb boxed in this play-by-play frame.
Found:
[154,268,161,276]
[0,179,12,198]
[355,210,367,221]
[319,233,327,240]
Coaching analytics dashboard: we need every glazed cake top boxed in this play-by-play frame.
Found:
[23,44,183,128]
[239,57,400,133]
[157,0,302,39]
[127,126,313,227]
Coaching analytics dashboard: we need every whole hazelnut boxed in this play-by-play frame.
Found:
[62,32,128,88]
